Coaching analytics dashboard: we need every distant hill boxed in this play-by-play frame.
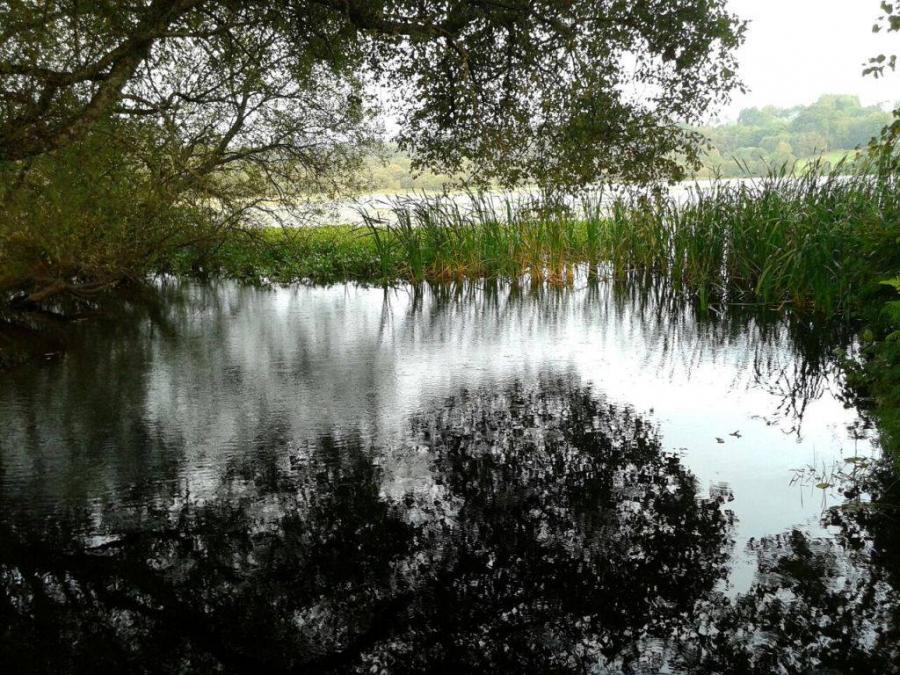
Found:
[692,94,894,178]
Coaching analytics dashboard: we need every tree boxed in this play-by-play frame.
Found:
[692,95,892,178]
[864,1,900,158]
[792,131,830,157]
[0,1,746,189]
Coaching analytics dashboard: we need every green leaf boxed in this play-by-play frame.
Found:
[883,301,900,324]
[879,276,900,292]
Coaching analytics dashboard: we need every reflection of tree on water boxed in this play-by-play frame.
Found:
[1,431,417,674]
[1,379,733,673]
[682,457,900,673]
[682,530,900,673]
[3,377,896,673]
[396,379,732,671]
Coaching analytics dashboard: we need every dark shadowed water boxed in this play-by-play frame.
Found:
[1,277,897,673]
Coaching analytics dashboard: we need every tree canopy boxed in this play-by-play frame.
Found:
[0,1,748,303]
[0,0,745,189]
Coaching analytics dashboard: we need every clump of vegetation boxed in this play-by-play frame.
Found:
[605,160,898,314]
[0,121,224,304]
[188,160,897,311]
[163,226,383,285]
[842,275,900,458]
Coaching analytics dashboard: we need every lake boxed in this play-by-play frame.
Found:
[1,276,897,673]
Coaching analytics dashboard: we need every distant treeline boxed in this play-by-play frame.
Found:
[694,94,895,178]
[364,151,457,192]
[363,95,896,189]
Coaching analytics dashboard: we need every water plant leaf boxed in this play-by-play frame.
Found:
[879,276,900,292]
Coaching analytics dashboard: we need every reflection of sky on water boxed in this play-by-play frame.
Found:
[0,278,876,596]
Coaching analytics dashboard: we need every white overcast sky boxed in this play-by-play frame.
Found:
[717,0,899,121]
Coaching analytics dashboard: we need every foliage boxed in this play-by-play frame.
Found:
[0,116,293,303]
[183,164,899,316]
[693,95,894,178]
[362,147,458,193]
[864,3,900,161]
[842,275,900,457]
[863,1,900,79]
[0,0,745,189]
[354,97,897,190]
[1,120,207,294]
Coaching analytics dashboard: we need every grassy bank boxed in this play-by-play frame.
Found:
[164,226,385,285]
[171,167,898,311]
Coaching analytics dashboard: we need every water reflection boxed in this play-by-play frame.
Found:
[0,277,892,671]
[0,279,874,576]
[2,378,896,672]
[683,457,900,672]
[2,379,733,672]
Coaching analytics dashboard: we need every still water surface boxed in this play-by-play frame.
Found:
[1,278,896,673]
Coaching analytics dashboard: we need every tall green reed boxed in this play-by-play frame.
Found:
[361,162,898,314]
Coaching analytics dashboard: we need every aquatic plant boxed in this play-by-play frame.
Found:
[185,161,897,317]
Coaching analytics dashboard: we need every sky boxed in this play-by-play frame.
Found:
[717,0,900,121]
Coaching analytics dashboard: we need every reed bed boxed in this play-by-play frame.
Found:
[360,163,898,313]
[175,161,897,315]
[361,193,587,285]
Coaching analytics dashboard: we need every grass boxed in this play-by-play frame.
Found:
[163,226,384,284]
[794,150,860,173]
[171,164,898,312]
